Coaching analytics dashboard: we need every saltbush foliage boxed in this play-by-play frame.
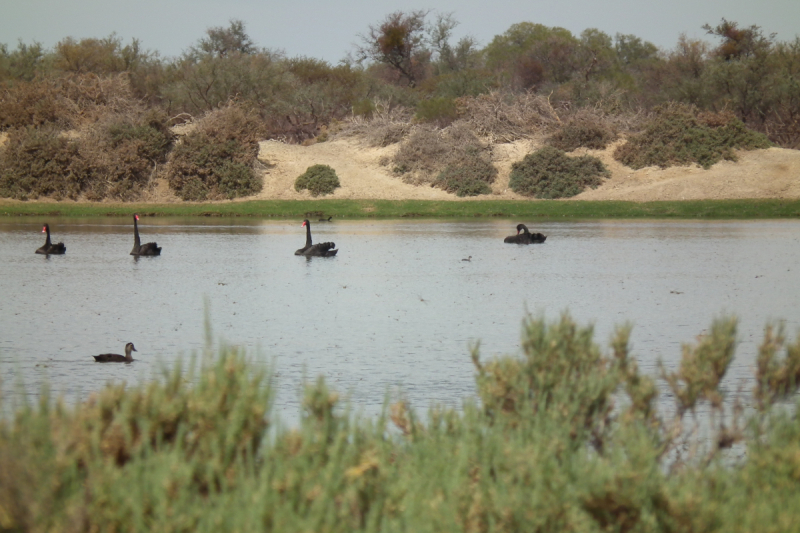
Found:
[432,147,497,196]
[2,313,800,531]
[294,164,341,196]
[546,110,618,151]
[165,104,266,201]
[614,103,772,169]
[509,145,610,198]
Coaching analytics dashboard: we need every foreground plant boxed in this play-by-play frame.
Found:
[2,313,800,532]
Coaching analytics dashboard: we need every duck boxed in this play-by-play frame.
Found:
[295,219,338,257]
[93,342,137,363]
[131,214,161,256]
[35,223,66,254]
[504,224,546,244]
[318,216,333,222]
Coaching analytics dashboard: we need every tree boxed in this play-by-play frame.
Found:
[191,20,257,58]
[356,10,430,87]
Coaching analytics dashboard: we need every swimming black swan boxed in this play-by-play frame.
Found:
[35,224,66,254]
[295,219,338,257]
[93,342,137,363]
[504,224,547,244]
[131,214,161,256]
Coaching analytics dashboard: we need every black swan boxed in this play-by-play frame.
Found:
[504,224,547,244]
[295,219,338,257]
[35,224,66,254]
[93,342,137,363]
[131,214,161,256]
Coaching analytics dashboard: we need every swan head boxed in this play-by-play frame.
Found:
[42,224,48,233]
[302,219,309,227]
[134,214,140,221]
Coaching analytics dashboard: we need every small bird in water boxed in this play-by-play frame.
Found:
[93,342,137,363]
[462,256,472,262]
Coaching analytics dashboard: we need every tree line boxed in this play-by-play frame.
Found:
[1,15,798,146]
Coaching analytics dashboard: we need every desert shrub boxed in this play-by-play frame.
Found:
[509,145,610,198]
[294,164,341,196]
[391,122,492,186]
[457,90,562,143]
[415,97,459,127]
[0,79,72,129]
[0,126,84,200]
[165,104,266,200]
[339,103,413,147]
[614,103,772,169]
[546,110,618,151]
[432,148,497,196]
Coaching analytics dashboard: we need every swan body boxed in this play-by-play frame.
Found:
[295,219,338,257]
[131,214,161,256]
[35,224,66,254]
[504,224,546,244]
[93,342,137,363]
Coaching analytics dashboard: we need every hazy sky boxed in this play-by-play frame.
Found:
[3,0,799,63]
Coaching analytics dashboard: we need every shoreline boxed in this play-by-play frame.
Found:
[2,198,800,219]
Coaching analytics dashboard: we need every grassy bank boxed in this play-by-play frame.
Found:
[1,198,800,219]
[2,313,800,532]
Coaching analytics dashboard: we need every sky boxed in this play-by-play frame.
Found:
[2,0,799,64]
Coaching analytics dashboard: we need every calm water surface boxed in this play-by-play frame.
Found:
[1,217,799,420]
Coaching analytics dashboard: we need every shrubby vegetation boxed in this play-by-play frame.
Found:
[294,164,341,196]
[510,146,610,198]
[614,103,773,169]
[0,16,796,201]
[2,313,800,531]
[165,104,265,200]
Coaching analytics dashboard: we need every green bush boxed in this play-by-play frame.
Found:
[509,146,610,198]
[3,313,800,531]
[415,97,459,127]
[432,148,497,196]
[294,164,341,196]
[165,104,266,201]
[0,126,83,200]
[546,111,617,151]
[614,103,772,169]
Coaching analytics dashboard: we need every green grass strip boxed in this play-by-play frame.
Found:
[1,198,800,218]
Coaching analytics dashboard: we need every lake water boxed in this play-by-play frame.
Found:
[1,217,799,421]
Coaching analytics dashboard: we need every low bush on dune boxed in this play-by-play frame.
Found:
[391,122,496,196]
[294,164,341,196]
[432,147,497,196]
[165,104,267,201]
[614,103,772,170]
[2,313,800,531]
[509,145,610,198]
[546,109,618,151]
[0,110,172,201]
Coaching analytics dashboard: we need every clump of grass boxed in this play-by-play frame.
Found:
[165,103,266,201]
[509,145,610,198]
[614,103,772,169]
[546,109,618,151]
[294,164,341,196]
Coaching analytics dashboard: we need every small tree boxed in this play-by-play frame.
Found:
[356,10,430,88]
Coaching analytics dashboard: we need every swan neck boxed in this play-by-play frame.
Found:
[305,221,312,247]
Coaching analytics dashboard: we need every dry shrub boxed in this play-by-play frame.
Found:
[546,109,618,151]
[165,103,267,200]
[432,148,497,196]
[457,90,562,143]
[0,73,139,131]
[339,103,414,147]
[391,122,494,187]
